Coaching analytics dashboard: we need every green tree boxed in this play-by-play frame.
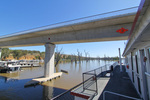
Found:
[40,52,45,59]
[66,55,71,60]
[12,50,23,60]
[2,48,10,60]
[35,55,41,60]
[22,50,28,55]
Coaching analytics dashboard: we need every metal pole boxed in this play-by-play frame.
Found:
[82,73,85,91]
[103,91,142,100]
[95,74,98,94]
[0,48,2,61]
[118,48,122,72]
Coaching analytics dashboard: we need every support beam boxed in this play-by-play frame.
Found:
[44,43,55,78]
[0,48,2,61]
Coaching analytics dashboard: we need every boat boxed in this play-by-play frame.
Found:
[51,1,150,100]
[0,61,21,73]
[18,60,40,68]
[122,1,150,100]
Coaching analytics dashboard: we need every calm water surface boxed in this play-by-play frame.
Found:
[0,60,115,100]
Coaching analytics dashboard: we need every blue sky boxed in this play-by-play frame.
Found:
[0,0,141,57]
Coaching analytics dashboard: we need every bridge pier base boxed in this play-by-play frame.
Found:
[24,43,62,86]
[0,48,2,61]
[44,43,55,78]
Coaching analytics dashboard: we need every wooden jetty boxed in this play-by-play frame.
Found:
[24,72,62,87]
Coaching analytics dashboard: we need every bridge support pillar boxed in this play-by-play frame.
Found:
[44,43,55,78]
[0,48,2,61]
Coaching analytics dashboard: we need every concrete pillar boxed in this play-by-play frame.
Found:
[0,48,2,61]
[44,43,55,78]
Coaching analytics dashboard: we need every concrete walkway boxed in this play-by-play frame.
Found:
[98,65,141,100]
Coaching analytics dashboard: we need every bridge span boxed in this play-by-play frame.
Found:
[0,11,136,79]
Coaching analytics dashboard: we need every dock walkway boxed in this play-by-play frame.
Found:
[98,65,141,100]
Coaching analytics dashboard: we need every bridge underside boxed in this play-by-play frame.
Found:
[0,13,135,48]
[0,13,136,78]
[0,23,131,48]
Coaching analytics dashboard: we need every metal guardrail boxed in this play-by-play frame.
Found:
[112,62,118,69]
[83,64,111,74]
[51,64,113,100]
[51,76,94,100]
[83,72,98,94]
[145,72,150,77]
[82,64,111,94]
[103,91,142,100]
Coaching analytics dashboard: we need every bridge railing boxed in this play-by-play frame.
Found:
[1,7,138,39]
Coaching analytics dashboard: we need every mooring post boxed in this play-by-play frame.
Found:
[44,43,55,78]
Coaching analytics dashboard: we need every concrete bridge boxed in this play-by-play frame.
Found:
[0,11,136,79]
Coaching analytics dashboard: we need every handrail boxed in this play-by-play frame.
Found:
[83,72,98,94]
[145,72,150,77]
[112,61,118,68]
[83,64,111,74]
[51,64,114,100]
[82,64,112,95]
[103,91,142,100]
[51,75,94,100]
[83,72,96,75]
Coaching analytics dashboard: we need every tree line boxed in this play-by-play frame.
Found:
[1,48,45,60]
[1,48,119,67]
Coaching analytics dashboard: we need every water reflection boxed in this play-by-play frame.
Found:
[0,72,20,79]
[0,60,115,99]
[42,60,114,89]
[43,83,54,99]
[0,60,114,90]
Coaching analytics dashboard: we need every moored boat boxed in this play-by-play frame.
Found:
[0,61,21,73]
[18,60,40,67]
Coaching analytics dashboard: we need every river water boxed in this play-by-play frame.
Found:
[0,60,115,100]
